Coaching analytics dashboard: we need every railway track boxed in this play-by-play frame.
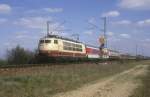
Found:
[0,61,108,75]
[0,59,138,72]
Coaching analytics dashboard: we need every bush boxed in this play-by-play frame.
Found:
[6,45,34,65]
[0,59,7,65]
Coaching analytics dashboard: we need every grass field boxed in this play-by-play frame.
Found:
[0,61,148,97]
[129,61,150,97]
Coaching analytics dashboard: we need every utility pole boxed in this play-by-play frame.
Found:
[47,21,50,36]
[71,34,79,41]
[136,44,138,57]
[102,17,107,48]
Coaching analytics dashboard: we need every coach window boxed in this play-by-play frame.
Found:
[73,48,76,51]
[54,40,58,44]
[79,48,81,51]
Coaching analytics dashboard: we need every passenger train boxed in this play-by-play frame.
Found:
[38,35,122,60]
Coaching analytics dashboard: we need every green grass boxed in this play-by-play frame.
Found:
[0,61,145,97]
[130,62,150,97]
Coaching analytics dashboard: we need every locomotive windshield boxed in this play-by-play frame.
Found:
[40,40,51,44]
[45,40,51,43]
[40,40,44,44]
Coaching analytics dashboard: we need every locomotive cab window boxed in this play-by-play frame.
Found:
[54,40,58,44]
[45,40,51,43]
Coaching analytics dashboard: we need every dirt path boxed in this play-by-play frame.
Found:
[52,64,148,97]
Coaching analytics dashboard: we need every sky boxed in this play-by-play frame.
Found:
[0,0,150,58]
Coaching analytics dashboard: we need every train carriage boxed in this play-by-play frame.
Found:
[108,50,120,59]
[85,45,100,58]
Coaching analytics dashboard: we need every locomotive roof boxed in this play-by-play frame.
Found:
[109,49,120,53]
[42,35,82,43]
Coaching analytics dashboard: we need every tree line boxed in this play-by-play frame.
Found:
[0,45,38,65]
